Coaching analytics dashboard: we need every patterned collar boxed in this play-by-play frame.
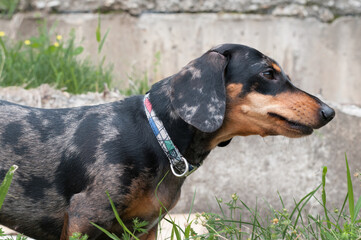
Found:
[144,93,200,177]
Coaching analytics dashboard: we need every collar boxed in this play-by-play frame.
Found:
[144,93,200,177]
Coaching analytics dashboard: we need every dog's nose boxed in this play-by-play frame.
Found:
[320,104,335,123]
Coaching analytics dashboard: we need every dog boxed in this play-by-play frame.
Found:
[0,44,335,240]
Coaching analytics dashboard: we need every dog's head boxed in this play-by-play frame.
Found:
[169,44,335,147]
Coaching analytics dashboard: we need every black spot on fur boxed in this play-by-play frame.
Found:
[0,169,7,180]
[14,146,29,156]
[2,122,23,145]
[54,152,93,202]
[102,139,138,195]
[103,137,160,195]
[27,110,66,143]
[74,113,102,164]
[18,175,52,201]
[1,122,28,155]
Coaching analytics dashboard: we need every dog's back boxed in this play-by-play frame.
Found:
[0,97,157,239]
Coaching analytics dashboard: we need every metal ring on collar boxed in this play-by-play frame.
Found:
[170,157,189,177]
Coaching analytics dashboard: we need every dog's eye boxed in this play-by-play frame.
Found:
[261,70,275,80]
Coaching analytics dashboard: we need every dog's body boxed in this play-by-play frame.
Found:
[0,44,334,240]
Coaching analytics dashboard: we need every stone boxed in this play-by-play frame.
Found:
[13,0,361,17]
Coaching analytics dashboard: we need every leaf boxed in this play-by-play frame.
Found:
[184,223,192,238]
[322,166,331,229]
[90,222,120,240]
[96,14,101,43]
[105,191,139,240]
[48,45,57,53]
[73,46,84,56]
[353,194,361,223]
[98,29,109,54]
[30,42,40,49]
[171,223,182,240]
[0,165,18,209]
[345,154,354,221]
[282,184,321,238]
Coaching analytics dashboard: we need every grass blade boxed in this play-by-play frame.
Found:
[322,166,331,229]
[90,222,120,240]
[281,184,321,238]
[353,195,361,223]
[277,191,285,208]
[96,13,101,43]
[345,154,354,221]
[0,165,18,209]
[98,29,110,54]
[336,193,348,228]
[172,222,182,240]
[187,190,196,222]
[105,191,139,240]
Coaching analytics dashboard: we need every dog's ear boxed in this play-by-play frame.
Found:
[170,50,229,133]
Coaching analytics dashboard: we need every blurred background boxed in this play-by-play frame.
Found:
[0,0,360,219]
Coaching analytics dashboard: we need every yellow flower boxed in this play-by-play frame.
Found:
[54,42,59,47]
[0,31,5,37]
[24,40,31,45]
[56,35,62,41]
[272,218,279,224]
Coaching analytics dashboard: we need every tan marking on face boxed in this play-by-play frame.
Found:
[210,83,322,148]
[272,63,281,72]
[226,82,244,99]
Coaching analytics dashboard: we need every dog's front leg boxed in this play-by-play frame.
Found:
[60,192,114,240]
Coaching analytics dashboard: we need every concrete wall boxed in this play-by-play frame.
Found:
[2,13,361,105]
[1,1,361,214]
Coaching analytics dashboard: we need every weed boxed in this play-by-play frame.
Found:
[0,0,19,18]
[188,156,361,240]
[1,157,360,240]
[92,155,361,239]
[0,21,113,94]
[69,232,88,240]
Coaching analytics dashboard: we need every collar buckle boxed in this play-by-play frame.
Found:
[170,157,199,177]
[144,93,200,178]
[170,157,189,177]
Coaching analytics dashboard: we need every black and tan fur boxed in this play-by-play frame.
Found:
[0,44,335,240]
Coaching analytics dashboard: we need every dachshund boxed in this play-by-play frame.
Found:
[0,44,335,239]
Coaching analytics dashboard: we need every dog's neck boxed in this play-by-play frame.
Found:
[148,78,214,166]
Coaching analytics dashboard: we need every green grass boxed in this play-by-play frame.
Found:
[0,18,160,96]
[0,20,113,94]
[0,157,360,240]
[87,155,361,240]
[0,0,19,18]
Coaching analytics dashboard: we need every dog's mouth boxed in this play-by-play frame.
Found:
[268,112,313,135]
